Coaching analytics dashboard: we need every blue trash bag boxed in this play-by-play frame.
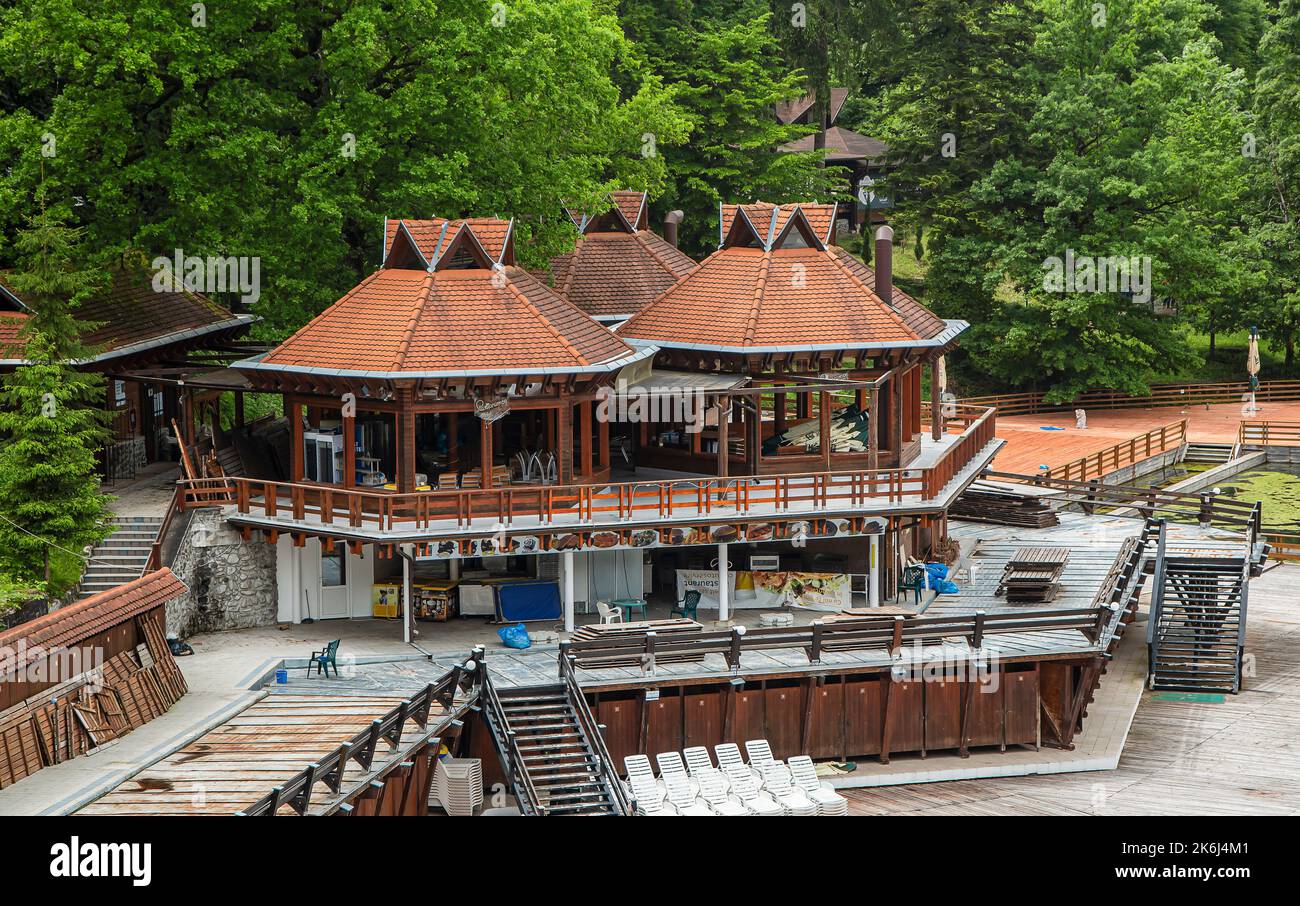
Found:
[924,562,960,595]
[497,622,532,650]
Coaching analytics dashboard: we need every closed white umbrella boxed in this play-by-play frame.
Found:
[931,355,948,440]
[1247,327,1261,413]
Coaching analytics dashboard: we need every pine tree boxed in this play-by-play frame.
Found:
[0,199,112,592]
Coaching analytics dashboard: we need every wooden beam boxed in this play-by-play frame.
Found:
[580,400,594,476]
[289,399,303,482]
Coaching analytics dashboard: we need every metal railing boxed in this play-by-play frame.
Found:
[558,651,634,816]
[235,656,477,816]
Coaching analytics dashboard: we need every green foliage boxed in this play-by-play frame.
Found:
[0,332,113,591]
[620,1,833,255]
[0,0,687,334]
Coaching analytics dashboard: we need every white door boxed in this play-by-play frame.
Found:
[319,546,349,620]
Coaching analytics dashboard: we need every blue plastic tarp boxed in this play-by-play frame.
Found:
[496,581,562,622]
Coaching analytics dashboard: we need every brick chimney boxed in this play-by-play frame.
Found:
[874,225,893,301]
[663,210,684,248]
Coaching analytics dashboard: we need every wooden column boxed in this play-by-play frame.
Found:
[868,386,880,471]
[774,390,787,433]
[746,400,761,474]
[891,371,904,460]
[480,415,494,489]
[396,389,417,493]
[580,400,594,477]
[343,411,356,488]
[446,412,459,467]
[598,415,610,469]
[289,398,303,482]
[931,362,944,441]
[819,390,832,472]
[234,391,246,428]
[556,402,574,484]
[716,398,729,478]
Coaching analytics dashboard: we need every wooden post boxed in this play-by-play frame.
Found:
[930,363,943,441]
[868,386,880,471]
[397,389,417,493]
[343,411,356,489]
[580,400,594,477]
[556,402,573,484]
[819,390,832,472]
[716,398,729,478]
[234,391,246,428]
[480,414,494,489]
[598,412,610,469]
[892,371,904,461]
[774,389,787,433]
[289,398,304,482]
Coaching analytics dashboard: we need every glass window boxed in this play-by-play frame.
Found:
[321,550,346,587]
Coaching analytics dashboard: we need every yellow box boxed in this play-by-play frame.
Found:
[372,583,402,618]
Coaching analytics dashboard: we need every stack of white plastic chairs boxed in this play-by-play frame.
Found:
[788,755,850,816]
[620,740,846,816]
[433,758,484,816]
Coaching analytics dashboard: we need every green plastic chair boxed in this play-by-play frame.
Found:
[670,589,702,620]
[309,639,341,678]
[898,566,926,605]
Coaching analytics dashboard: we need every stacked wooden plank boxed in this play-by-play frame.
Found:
[569,619,705,668]
[951,488,1059,528]
[996,547,1070,603]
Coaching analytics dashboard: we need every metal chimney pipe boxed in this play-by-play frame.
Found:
[663,210,684,248]
[874,225,893,301]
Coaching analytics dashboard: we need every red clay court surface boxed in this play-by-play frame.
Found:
[988,399,1300,474]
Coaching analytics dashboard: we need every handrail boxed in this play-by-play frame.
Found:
[558,650,635,816]
[195,406,998,535]
[236,656,477,816]
[1237,421,1300,448]
[476,652,547,816]
[1146,520,1169,667]
[1042,419,1187,483]
[961,379,1300,417]
[145,482,186,573]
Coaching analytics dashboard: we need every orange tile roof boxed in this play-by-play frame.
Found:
[382,218,514,266]
[549,230,696,319]
[565,189,649,233]
[0,311,27,357]
[250,265,643,378]
[0,269,251,362]
[720,202,837,249]
[617,203,957,354]
[0,569,187,659]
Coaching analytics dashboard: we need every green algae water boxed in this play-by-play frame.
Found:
[1214,463,1300,529]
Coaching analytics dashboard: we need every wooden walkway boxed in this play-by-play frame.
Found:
[992,400,1300,473]
[844,560,1300,815]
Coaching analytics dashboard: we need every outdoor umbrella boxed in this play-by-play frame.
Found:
[932,355,947,439]
[1247,327,1261,413]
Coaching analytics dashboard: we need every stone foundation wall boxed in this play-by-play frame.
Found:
[106,437,147,480]
[167,509,278,637]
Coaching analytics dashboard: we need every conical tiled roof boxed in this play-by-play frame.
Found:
[243,217,646,379]
[616,202,964,354]
[546,191,697,320]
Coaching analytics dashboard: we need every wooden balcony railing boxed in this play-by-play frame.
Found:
[1237,421,1300,448]
[188,406,998,536]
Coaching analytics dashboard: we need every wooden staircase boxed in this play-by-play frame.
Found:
[479,652,633,815]
[1147,524,1250,694]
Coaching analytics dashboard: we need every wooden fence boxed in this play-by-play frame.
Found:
[1043,419,1188,483]
[962,379,1300,417]
[1237,421,1300,449]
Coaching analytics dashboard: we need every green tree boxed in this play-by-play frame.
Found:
[0,332,112,590]
[620,1,831,254]
[0,0,685,333]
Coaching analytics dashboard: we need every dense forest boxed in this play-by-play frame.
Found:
[0,0,1295,399]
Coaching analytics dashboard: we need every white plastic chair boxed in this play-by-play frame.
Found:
[787,755,849,816]
[715,743,754,781]
[661,769,714,816]
[744,739,780,780]
[655,751,700,798]
[723,763,783,816]
[762,763,818,815]
[696,769,749,816]
[683,746,727,791]
[624,754,673,816]
[596,600,623,625]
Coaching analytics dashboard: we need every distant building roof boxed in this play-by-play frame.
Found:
[0,268,254,366]
[240,216,649,380]
[616,201,962,355]
[546,190,697,320]
[780,126,889,164]
[776,88,849,126]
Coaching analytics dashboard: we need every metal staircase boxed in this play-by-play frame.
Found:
[479,650,633,816]
[1147,520,1252,694]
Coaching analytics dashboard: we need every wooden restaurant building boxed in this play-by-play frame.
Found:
[197,201,999,638]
